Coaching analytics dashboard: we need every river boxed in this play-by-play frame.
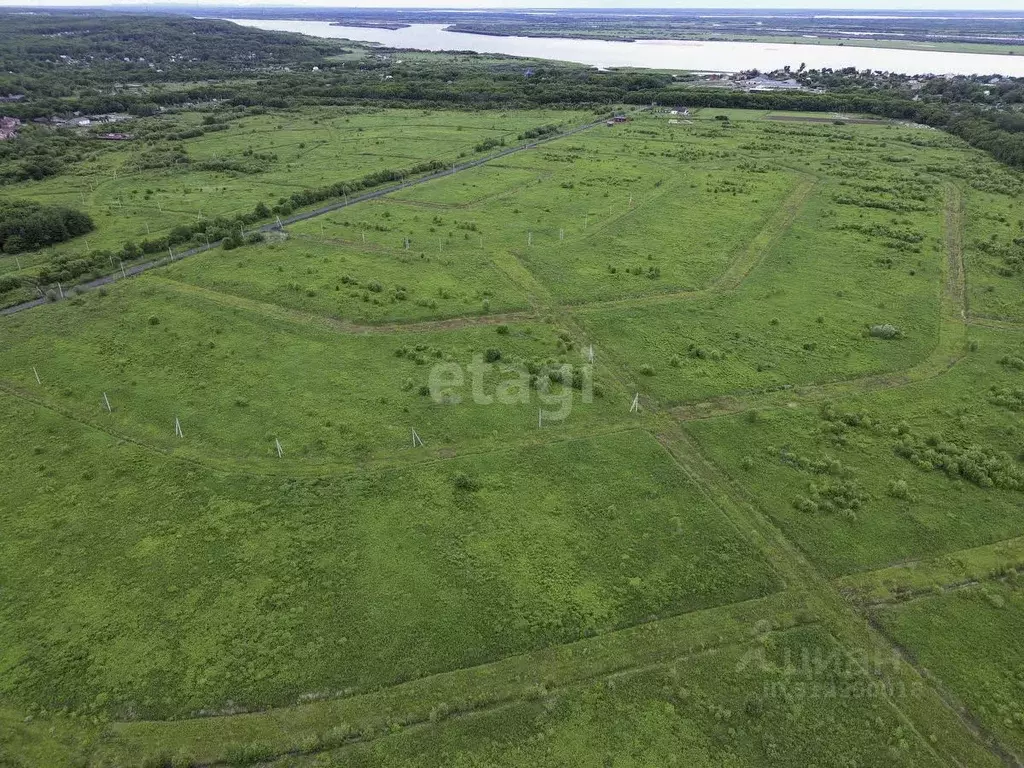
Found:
[225,19,1024,77]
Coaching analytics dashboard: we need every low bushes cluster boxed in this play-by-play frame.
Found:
[894,435,1024,491]
[989,386,1024,412]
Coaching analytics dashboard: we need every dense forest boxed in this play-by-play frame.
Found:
[0,200,94,254]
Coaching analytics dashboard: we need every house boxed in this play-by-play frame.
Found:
[97,132,133,141]
[0,94,25,103]
[743,75,804,92]
[0,116,21,140]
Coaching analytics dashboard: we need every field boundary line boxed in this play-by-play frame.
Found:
[148,275,537,335]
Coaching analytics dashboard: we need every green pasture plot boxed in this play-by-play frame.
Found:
[349,122,805,305]
[691,108,771,121]
[161,233,532,324]
[580,176,944,404]
[390,162,546,207]
[0,107,591,265]
[91,588,805,765]
[874,581,1024,759]
[685,325,1024,577]
[515,163,804,304]
[0,277,630,465]
[837,535,1024,604]
[0,398,779,721]
[963,185,1024,322]
[279,625,954,767]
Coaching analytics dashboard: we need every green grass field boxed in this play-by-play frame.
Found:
[874,582,1024,759]
[2,106,1023,766]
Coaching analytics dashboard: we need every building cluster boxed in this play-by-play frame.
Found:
[36,112,133,129]
[692,72,811,93]
[740,75,805,92]
[0,116,21,140]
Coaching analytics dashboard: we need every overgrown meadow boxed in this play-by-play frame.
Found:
[1,107,1023,766]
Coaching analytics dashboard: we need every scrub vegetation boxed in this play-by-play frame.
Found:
[2,13,1024,767]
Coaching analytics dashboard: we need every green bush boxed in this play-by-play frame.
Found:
[452,472,481,491]
[868,324,903,340]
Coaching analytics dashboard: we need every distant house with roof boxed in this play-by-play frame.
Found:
[0,117,21,140]
[743,75,805,93]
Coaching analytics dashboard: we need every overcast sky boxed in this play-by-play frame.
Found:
[0,0,1021,10]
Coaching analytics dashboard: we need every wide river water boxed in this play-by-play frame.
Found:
[226,19,1024,77]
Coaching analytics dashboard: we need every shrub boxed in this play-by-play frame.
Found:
[452,472,480,491]
[148,315,160,326]
[496,324,509,335]
[887,479,913,500]
[639,364,655,376]
[484,348,502,363]
[998,354,1024,371]
[868,324,903,340]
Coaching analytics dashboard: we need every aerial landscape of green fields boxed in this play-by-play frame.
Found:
[2,6,1024,767]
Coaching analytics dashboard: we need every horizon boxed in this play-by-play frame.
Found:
[1,2,1023,12]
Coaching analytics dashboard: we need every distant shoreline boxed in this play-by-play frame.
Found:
[328,21,410,31]
[442,24,1023,57]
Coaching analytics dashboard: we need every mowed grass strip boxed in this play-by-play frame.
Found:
[0,402,779,720]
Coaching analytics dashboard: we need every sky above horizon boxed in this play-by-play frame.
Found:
[0,0,1021,10]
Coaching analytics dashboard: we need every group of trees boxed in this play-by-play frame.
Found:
[0,200,93,253]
